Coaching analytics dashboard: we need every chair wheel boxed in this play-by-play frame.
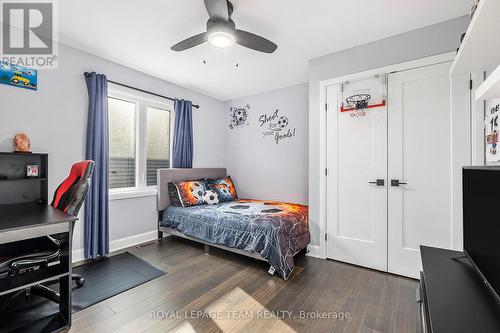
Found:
[76,277,85,287]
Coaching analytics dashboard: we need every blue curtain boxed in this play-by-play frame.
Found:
[84,72,109,259]
[172,99,193,168]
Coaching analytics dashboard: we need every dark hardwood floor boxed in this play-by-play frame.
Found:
[70,236,421,333]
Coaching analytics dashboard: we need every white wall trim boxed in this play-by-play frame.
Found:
[321,52,455,88]
[306,245,322,258]
[72,230,158,263]
[108,83,176,108]
[109,188,157,201]
[317,83,327,259]
[72,248,85,263]
[317,51,456,260]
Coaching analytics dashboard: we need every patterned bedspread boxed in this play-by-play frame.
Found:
[161,199,310,279]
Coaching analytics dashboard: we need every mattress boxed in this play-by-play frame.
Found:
[161,199,310,279]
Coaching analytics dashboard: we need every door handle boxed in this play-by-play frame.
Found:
[391,179,407,187]
[368,179,385,186]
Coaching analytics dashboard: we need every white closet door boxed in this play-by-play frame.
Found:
[387,62,452,278]
[326,82,388,271]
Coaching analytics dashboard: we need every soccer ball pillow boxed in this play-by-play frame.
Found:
[173,180,208,207]
[206,176,238,202]
[203,190,219,205]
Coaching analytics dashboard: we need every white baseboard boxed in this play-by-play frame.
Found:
[72,230,158,263]
[306,245,323,259]
[109,230,158,253]
[72,248,85,263]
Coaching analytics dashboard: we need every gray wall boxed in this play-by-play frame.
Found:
[308,16,470,247]
[0,15,470,254]
[0,43,226,253]
[225,83,309,205]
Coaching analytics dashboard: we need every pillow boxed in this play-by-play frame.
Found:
[173,179,208,207]
[206,176,238,202]
[202,190,219,205]
[167,182,182,207]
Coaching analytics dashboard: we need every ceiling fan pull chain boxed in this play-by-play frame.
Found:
[234,44,239,68]
[203,43,208,64]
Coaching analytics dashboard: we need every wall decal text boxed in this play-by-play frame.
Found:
[259,109,296,144]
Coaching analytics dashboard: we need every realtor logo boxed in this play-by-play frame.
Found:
[1,0,58,68]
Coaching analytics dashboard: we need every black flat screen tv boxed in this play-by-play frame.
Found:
[463,167,500,303]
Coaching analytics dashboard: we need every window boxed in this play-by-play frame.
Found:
[146,106,171,186]
[109,97,136,189]
[108,87,173,194]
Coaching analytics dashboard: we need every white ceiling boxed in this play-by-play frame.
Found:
[58,0,471,101]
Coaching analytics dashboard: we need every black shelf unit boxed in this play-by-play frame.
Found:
[0,152,48,205]
[0,153,74,333]
[0,178,48,182]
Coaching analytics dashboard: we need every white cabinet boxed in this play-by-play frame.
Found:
[476,65,500,101]
[450,0,500,78]
[449,0,500,101]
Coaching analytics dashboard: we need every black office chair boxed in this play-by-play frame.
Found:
[0,161,94,310]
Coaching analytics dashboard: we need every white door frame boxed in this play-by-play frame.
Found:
[317,52,457,260]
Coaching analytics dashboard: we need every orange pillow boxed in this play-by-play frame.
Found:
[174,180,207,207]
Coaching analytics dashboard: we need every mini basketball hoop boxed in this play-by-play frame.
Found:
[345,94,371,110]
[340,75,387,113]
[340,94,386,113]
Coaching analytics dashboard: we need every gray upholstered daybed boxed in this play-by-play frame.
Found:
[156,168,310,279]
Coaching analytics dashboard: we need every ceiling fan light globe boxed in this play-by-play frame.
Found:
[208,31,235,49]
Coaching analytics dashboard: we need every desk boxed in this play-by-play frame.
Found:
[0,203,77,333]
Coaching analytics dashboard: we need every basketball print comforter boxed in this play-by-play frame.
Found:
[161,199,310,280]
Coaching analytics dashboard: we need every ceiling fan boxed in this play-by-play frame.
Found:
[171,0,277,54]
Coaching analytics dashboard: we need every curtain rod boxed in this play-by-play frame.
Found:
[107,80,200,109]
[83,73,198,109]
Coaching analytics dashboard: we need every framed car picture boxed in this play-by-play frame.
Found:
[0,61,37,90]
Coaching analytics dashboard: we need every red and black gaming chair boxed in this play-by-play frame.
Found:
[51,160,95,217]
[0,161,94,310]
[50,160,95,287]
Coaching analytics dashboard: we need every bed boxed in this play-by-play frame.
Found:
[157,168,310,280]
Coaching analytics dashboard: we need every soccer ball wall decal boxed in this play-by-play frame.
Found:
[236,109,245,122]
[229,104,250,129]
[203,190,219,205]
[278,116,288,128]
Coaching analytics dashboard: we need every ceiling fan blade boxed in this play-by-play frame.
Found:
[204,0,229,21]
[235,30,277,54]
[171,33,206,51]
